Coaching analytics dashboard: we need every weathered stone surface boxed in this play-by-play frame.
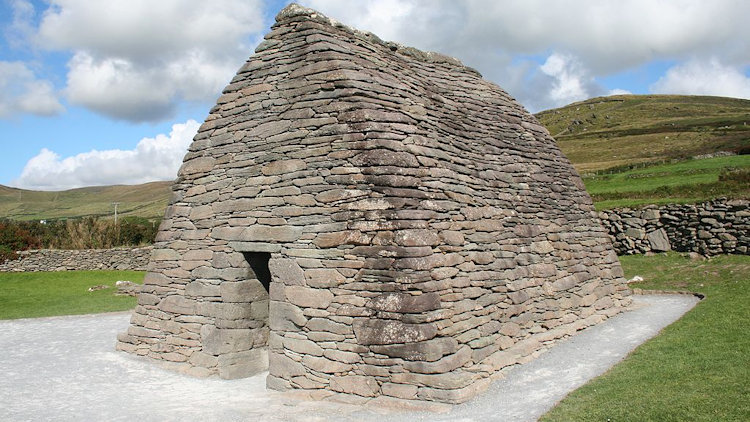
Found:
[186,281,220,297]
[152,249,181,261]
[285,286,334,309]
[647,228,671,252]
[367,292,441,313]
[228,242,283,253]
[351,150,419,168]
[440,230,465,246]
[382,382,419,400]
[330,375,379,397]
[220,280,268,302]
[370,337,459,361]
[158,296,198,315]
[218,348,268,379]
[261,159,307,176]
[284,337,324,356]
[315,189,368,203]
[417,378,491,404]
[204,302,258,320]
[304,268,346,288]
[302,355,352,373]
[305,317,350,335]
[402,346,472,374]
[268,258,305,286]
[391,370,475,390]
[353,319,437,345]
[241,225,303,243]
[323,349,361,364]
[179,157,216,176]
[269,301,307,331]
[141,271,171,286]
[201,327,255,355]
[312,230,367,248]
[394,229,440,246]
[624,227,646,239]
[530,241,555,255]
[393,253,464,270]
[269,351,307,378]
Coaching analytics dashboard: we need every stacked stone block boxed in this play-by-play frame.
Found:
[118,4,631,403]
[598,199,749,256]
[0,247,151,272]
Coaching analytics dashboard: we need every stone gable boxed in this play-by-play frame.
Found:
[117,3,631,403]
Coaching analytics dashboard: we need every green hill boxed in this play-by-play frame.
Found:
[0,181,171,221]
[536,94,750,173]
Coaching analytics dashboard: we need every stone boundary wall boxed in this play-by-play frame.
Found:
[0,247,153,272]
[2,198,745,274]
[598,199,749,256]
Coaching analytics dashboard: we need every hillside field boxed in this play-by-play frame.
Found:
[0,181,171,221]
[583,155,749,209]
[535,94,750,173]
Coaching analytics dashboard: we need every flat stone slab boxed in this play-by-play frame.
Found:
[0,294,698,422]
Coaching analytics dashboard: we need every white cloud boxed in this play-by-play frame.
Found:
[62,51,240,122]
[608,88,632,96]
[300,0,423,42]
[650,59,750,99]
[0,61,64,118]
[12,119,200,190]
[302,0,750,72]
[35,0,267,122]
[539,53,594,106]
[5,0,35,49]
[300,0,750,109]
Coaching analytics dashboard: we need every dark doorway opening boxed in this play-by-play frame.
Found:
[243,251,271,292]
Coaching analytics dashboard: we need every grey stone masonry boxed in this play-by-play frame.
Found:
[0,247,152,272]
[598,199,749,256]
[117,4,631,404]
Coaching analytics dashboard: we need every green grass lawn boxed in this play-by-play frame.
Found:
[583,155,750,209]
[0,270,144,319]
[541,253,749,421]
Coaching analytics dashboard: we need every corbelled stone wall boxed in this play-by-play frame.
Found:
[0,247,152,272]
[598,199,749,256]
[117,4,631,404]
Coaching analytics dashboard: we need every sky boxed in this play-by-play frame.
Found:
[0,0,749,191]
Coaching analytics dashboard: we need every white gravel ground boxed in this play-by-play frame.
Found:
[0,294,698,422]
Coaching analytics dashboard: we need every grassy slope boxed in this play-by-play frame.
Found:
[0,270,145,319]
[0,181,171,221]
[585,155,750,209]
[536,94,750,173]
[541,253,749,422]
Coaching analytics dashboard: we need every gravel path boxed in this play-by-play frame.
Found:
[0,294,698,422]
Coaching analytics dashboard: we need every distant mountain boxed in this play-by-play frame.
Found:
[535,94,750,173]
[0,181,172,221]
[2,95,748,221]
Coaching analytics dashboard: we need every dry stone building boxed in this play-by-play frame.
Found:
[118,4,631,403]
